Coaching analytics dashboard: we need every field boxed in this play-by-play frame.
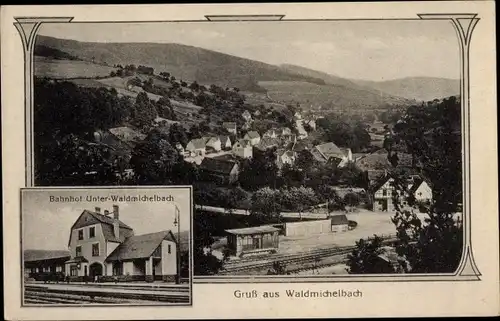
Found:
[259,80,407,110]
[34,56,117,79]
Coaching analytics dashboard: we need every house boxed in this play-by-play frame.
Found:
[64,205,177,282]
[232,139,253,159]
[254,137,280,152]
[278,127,292,136]
[242,110,252,122]
[276,149,296,168]
[310,142,351,166]
[331,214,349,233]
[371,174,432,211]
[408,175,433,203]
[243,131,261,146]
[199,157,239,184]
[205,136,222,153]
[219,136,232,150]
[225,226,280,257]
[223,122,237,135]
[293,111,302,120]
[304,117,316,131]
[185,138,207,156]
[371,175,396,211]
[262,129,278,139]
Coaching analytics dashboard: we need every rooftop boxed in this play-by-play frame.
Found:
[106,230,175,262]
[225,226,280,235]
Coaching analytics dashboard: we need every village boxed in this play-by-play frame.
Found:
[32,31,463,277]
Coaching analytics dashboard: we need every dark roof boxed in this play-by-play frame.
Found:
[101,223,134,243]
[219,135,230,144]
[199,157,238,175]
[331,214,349,225]
[226,226,280,235]
[106,230,176,262]
[65,256,89,264]
[187,138,208,150]
[85,210,133,230]
[315,142,344,159]
[24,250,70,263]
[245,131,260,139]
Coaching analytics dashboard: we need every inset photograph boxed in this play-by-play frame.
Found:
[21,187,192,306]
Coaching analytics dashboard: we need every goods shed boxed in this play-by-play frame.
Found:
[225,226,280,257]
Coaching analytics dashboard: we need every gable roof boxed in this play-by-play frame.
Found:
[255,137,280,151]
[331,214,349,225]
[105,230,176,262]
[206,137,221,145]
[245,131,260,139]
[199,157,238,175]
[24,250,70,263]
[219,135,231,144]
[84,210,133,230]
[233,139,251,148]
[242,110,252,117]
[187,138,208,150]
[315,142,344,159]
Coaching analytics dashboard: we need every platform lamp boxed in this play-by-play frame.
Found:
[172,204,181,284]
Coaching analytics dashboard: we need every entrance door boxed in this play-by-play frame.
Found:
[382,200,388,211]
[89,263,103,280]
[253,236,261,249]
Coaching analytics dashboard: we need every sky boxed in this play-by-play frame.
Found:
[38,20,460,81]
[22,188,191,251]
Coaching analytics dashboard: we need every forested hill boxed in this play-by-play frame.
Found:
[35,35,327,92]
[351,77,460,102]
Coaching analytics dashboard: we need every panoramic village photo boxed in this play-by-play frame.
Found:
[33,20,463,277]
[21,188,192,305]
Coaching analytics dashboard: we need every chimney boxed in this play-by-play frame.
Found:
[113,205,120,240]
[95,207,101,213]
[113,205,119,220]
[104,210,110,216]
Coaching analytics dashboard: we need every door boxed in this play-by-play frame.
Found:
[382,200,388,211]
[89,263,103,279]
[253,236,261,249]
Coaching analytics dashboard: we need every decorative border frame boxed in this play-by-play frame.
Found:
[14,13,481,284]
[19,185,194,307]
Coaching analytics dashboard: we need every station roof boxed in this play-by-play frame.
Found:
[225,226,280,235]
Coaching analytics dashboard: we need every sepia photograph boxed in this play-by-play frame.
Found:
[31,19,468,278]
[1,3,498,320]
[21,187,192,305]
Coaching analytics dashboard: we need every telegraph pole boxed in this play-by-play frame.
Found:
[173,204,181,284]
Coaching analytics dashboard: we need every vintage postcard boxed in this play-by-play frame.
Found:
[2,2,498,319]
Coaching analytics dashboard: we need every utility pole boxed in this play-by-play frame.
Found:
[173,204,181,284]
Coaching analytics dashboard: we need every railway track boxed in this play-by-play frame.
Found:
[23,284,190,305]
[219,236,398,275]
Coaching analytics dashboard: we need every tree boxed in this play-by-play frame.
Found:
[132,92,157,128]
[390,96,463,273]
[346,235,396,274]
[251,187,281,217]
[193,211,227,275]
[267,261,289,275]
[169,123,189,147]
[129,134,182,184]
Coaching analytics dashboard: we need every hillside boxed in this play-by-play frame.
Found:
[35,35,327,92]
[352,77,460,101]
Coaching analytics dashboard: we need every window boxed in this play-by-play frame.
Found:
[78,229,84,240]
[89,227,95,238]
[168,244,171,254]
[92,243,99,257]
[75,246,82,257]
[382,189,387,196]
[70,265,78,276]
[56,266,62,272]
